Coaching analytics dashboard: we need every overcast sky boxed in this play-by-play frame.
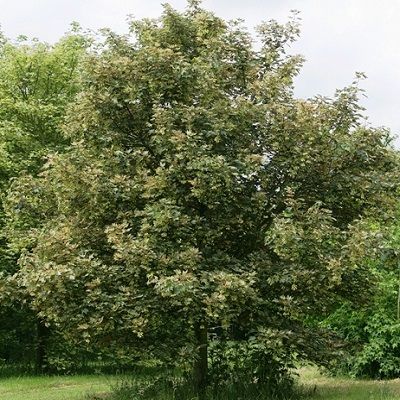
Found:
[1,0,399,146]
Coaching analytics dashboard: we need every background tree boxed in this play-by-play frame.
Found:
[324,212,400,379]
[4,1,399,394]
[0,28,89,372]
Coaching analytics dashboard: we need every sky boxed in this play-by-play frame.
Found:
[0,0,399,146]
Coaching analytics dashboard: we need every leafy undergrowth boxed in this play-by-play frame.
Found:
[103,378,300,400]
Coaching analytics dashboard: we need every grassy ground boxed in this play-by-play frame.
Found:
[0,374,119,400]
[299,367,400,399]
[2,367,400,400]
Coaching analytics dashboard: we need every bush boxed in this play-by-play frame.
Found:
[208,337,295,396]
[106,374,302,400]
[324,272,400,379]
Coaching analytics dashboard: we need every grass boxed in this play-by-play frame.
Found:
[299,366,400,399]
[0,374,119,400]
[2,367,400,400]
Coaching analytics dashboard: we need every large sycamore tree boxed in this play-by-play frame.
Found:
[4,1,399,391]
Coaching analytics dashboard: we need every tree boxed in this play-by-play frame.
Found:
[324,212,400,379]
[0,28,89,372]
[4,2,399,394]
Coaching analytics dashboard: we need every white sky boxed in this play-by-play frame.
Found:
[0,0,399,146]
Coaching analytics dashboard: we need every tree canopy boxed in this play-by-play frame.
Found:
[0,28,89,371]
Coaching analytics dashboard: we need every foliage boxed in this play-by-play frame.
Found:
[106,371,300,400]
[208,335,295,395]
[3,0,400,392]
[0,30,88,182]
[0,306,35,364]
[0,27,90,371]
[324,216,400,379]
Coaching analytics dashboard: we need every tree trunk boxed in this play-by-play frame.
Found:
[193,321,208,399]
[35,318,49,374]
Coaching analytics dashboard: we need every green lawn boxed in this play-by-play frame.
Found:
[0,374,118,400]
[2,368,400,400]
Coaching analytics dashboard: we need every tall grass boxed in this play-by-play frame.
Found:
[103,373,306,400]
